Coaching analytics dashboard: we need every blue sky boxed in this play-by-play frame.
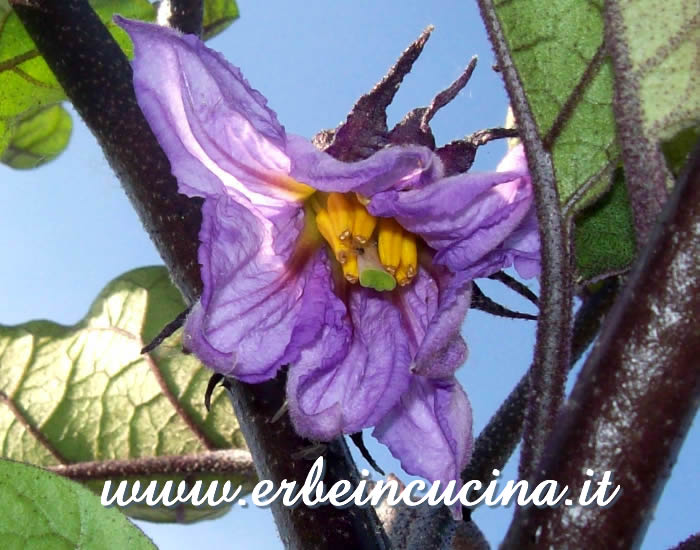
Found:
[0,1,696,548]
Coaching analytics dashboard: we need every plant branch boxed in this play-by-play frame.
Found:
[461,277,619,511]
[10,2,387,548]
[501,141,700,548]
[476,0,573,482]
[49,449,255,480]
[222,373,391,550]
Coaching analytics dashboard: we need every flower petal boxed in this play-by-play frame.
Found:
[287,288,412,440]
[373,376,473,519]
[501,205,541,279]
[117,18,312,213]
[183,195,330,382]
[396,267,471,378]
[368,144,537,278]
[286,135,443,196]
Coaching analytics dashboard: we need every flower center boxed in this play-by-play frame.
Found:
[311,192,417,291]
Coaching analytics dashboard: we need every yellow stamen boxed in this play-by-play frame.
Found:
[395,264,412,286]
[351,196,377,245]
[342,254,359,284]
[378,217,403,274]
[327,192,354,241]
[316,208,350,264]
[399,232,417,279]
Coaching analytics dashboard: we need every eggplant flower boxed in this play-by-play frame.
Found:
[118,18,539,511]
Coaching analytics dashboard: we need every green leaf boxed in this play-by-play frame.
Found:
[0,459,156,550]
[0,267,254,523]
[495,0,619,207]
[0,0,156,162]
[662,126,700,177]
[605,0,699,199]
[1,104,72,169]
[494,0,638,280]
[609,0,699,146]
[574,169,637,282]
[203,0,240,40]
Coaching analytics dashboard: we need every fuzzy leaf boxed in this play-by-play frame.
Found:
[203,0,240,40]
[0,459,156,550]
[574,169,637,282]
[494,0,638,280]
[495,0,619,207]
[0,267,254,523]
[1,104,72,168]
[609,0,699,146]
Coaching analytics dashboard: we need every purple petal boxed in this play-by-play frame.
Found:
[396,267,471,378]
[117,18,312,213]
[373,376,473,519]
[287,288,412,440]
[368,144,536,277]
[183,195,331,382]
[501,205,541,279]
[286,135,443,196]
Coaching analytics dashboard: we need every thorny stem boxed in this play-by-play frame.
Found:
[501,142,700,548]
[461,277,619,511]
[476,0,573,482]
[10,2,388,548]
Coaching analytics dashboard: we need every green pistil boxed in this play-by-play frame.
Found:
[359,269,396,291]
[357,244,396,292]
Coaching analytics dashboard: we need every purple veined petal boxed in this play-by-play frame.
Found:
[287,288,412,440]
[398,267,472,378]
[183,195,330,382]
[368,165,533,274]
[394,267,471,378]
[286,135,443,195]
[502,205,541,279]
[116,18,313,214]
[373,376,473,520]
[490,145,541,278]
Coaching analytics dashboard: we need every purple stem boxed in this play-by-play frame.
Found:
[501,142,700,548]
[476,0,573,482]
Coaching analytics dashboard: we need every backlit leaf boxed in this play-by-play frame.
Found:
[1,104,72,169]
[203,0,240,40]
[0,267,254,523]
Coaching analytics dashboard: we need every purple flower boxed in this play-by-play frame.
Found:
[118,18,539,515]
